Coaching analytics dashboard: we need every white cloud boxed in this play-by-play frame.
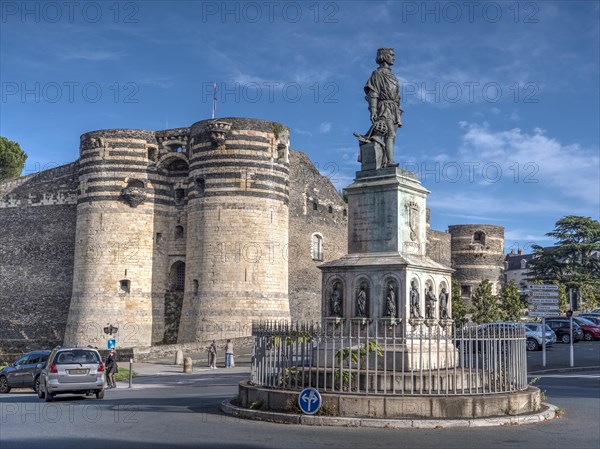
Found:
[319,122,332,134]
[457,122,600,205]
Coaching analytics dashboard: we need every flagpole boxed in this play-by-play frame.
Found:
[212,82,217,119]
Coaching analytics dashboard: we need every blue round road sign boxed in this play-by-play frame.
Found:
[298,387,322,415]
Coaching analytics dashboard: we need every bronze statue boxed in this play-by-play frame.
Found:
[385,283,396,318]
[425,285,437,319]
[409,281,422,318]
[354,48,402,168]
[330,284,342,317]
[356,285,368,317]
[439,288,449,319]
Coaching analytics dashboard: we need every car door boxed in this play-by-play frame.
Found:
[20,354,42,387]
[7,355,31,387]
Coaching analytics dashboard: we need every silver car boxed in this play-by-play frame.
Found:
[525,323,557,351]
[38,347,105,401]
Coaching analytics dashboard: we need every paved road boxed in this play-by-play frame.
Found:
[1,366,599,449]
[527,340,600,372]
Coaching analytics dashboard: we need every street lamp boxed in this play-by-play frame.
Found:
[103,324,119,336]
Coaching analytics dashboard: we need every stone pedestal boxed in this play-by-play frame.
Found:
[319,166,453,335]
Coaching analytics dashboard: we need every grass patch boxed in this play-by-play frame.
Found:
[114,369,136,382]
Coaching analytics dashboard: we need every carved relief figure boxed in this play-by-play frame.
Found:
[409,281,422,318]
[407,201,420,244]
[330,283,342,317]
[385,283,396,318]
[439,288,449,319]
[356,285,368,317]
[425,285,437,319]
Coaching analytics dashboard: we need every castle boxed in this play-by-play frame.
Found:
[0,117,504,355]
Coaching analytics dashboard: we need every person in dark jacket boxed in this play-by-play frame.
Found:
[106,349,117,388]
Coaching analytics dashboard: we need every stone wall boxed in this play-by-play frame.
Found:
[288,150,348,323]
[0,163,79,355]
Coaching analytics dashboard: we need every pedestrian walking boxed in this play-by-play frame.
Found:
[225,339,234,368]
[208,340,217,369]
[106,349,118,388]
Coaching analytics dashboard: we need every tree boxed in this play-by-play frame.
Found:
[499,280,523,321]
[0,137,27,181]
[471,280,502,324]
[580,283,600,312]
[527,216,600,290]
[451,279,469,326]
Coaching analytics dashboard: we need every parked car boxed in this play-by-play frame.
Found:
[545,319,583,343]
[0,350,51,394]
[38,347,105,401]
[525,323,557,351]
[571,317,600,341]
[579,313,600,325]
[455,322,523,352]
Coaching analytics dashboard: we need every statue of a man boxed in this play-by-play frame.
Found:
[330,284,342,317]
[385,284,396,318]
[425,285,437,319]
[409,281,422,318]
[358,48,402,168]
[356,285,368,317]
[439,288,449,319]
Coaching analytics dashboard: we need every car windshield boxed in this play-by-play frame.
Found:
[544,324,553,332]
[55,350,99,364]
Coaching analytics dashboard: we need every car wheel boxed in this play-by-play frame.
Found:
[561,333,571,344]
[584,332,593,341]
[526,338,539,351]
[96,389,104,400]
[44,383,53,402]
[0,376,10,394]
[37,382,46,399]
[33,376,40,394]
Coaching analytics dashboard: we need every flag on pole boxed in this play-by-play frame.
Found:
[212,82,217,119]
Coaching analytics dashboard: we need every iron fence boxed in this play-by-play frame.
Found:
[251,319,527,396]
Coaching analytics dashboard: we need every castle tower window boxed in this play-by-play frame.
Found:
[169,261,186,291]
[193,279,199,295]
[312,234,323,261]
[343,209,347,217]
[328,206,333,214]
[119,279,130,294]
[195,177,205,194]
[473,231,486,245]
[175,188,185,203]
[460,285,471,298]
[175,225,184,239]
[313,202,318,211]
[148,148,157,162]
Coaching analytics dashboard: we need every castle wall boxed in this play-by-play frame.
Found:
[448,224,505,301]
[288,150,348,323]
[0,163,78,355]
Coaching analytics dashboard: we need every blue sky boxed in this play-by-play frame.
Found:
[1,1,599,253]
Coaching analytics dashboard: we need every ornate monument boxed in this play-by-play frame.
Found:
[320,47,453,362]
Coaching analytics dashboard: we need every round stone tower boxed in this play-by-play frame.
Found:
[64,129,159,348]
[178,118,291,342]
[448,224,504,302]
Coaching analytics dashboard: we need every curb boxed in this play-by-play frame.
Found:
[529,365,600,375]
[220,399,558,429]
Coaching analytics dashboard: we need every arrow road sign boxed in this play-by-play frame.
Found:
[528,284,559,291]
[528,291,560,297]
[528,311,561,317]
[532,305,560,311]
[298,387,322,415]
[528,298,559,304]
